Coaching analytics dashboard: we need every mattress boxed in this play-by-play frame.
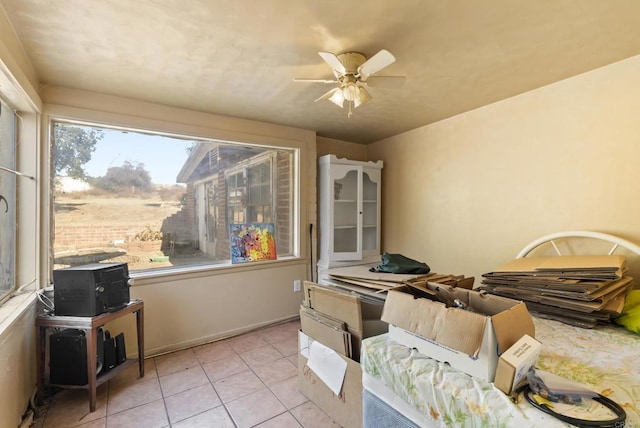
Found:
[361,317,639,427]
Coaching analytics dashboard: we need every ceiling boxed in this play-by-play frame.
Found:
[3,0,640,144]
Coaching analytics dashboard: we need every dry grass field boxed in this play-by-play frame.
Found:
[53,192,199,270]
[55,195,182,227]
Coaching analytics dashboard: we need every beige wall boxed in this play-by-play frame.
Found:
[317,136,368,161]
[0,302,37,428]
[108,263,307,356]
[368,54,640,282]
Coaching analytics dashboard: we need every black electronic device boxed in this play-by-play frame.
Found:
[49,328,104,385]
[103,330,117,372]
[53,262,130,316]
[115,332,127,365]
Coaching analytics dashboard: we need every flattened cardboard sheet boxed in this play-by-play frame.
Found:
[310,286,363,332]
[300,306,351,358]
[487,255,626,279]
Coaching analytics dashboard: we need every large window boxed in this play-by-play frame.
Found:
[52,121,298,273]
[0,99,17,301]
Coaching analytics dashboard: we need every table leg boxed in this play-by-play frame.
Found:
[136,307,145,378]
[86,328,98,412]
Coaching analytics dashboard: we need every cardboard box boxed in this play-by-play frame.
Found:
[298,331,362,428]
[381,284,535,381]
[494,334,542,394]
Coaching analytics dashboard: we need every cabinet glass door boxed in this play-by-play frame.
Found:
[331,165,361,260]
[361,170,379,255]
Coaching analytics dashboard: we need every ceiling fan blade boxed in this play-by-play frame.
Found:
[357,49,396,77]
[315,87,341,104]
[364,76,406,88]
[293,78,338,84]
[318,52,347,75]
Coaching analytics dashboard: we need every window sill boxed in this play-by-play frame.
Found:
[0,289,38,337]
[129,255,306,286]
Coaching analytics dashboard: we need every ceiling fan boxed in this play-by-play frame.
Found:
[294,49,405,117]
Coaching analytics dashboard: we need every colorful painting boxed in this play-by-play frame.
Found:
[229,223,277,264]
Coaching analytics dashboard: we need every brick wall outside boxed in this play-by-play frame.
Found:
[54,225,140,251]
[276,152,291,253]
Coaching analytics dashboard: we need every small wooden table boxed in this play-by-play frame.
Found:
[36,299,144,412]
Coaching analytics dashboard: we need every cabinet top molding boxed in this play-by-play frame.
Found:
[319,154,383,169]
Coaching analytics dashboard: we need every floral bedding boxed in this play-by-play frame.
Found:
[361,317,640,427]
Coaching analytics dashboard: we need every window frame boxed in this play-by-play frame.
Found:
[0,98,18,302]
[47,113,303,280]
[0,68,40,310]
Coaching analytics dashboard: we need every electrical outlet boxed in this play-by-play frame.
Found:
[293,280,301,292]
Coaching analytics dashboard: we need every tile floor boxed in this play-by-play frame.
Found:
[32,319,342,428]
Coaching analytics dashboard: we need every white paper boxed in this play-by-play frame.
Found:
[307,340,348,395]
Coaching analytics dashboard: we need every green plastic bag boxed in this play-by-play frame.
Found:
[369,252,430,274]
[614,290,640,334]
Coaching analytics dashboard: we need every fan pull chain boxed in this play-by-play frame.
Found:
[348,102,353,118]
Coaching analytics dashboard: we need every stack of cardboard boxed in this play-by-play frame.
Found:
[325,265,474,298]
[480,255,633,328]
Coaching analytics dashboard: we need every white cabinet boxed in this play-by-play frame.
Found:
[317,155,383,270]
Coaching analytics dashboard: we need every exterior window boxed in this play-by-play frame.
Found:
[0,100,17,301]
[52,121,297,273]
[205,181,217,243]
[226,156,275,225]
[227,172,246,224]
[247,161,273,223]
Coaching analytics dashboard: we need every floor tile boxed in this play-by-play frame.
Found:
[107,375,163,415]
[269,337,299,357]
[227,332,269,353]
[259,324,298,344]
[269,377,308,409]
[159,365,209,397]
[164,383,221,424]
[42,386,107,428]
[255,411,302,427]
[154,348,200,377]
[213,370,266,403]
[105,398,168,428]
[253,357,297,386]
[226,388,287,428]
[109,358,156,387]
[239,344,283,367]
[290,401,341,428]
[201,353,250,382]
[76,418,106,428]
[193,340,236,364]
[288,354,299,367]
[171,406,235,428]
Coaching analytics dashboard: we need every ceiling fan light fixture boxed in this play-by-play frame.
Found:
[342,82,359,101]
[353,86,371,108]
[328,89,345,108]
